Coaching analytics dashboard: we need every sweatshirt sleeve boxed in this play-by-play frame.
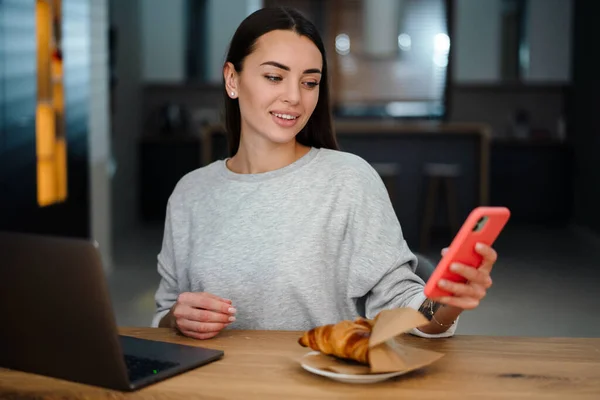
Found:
[344,161,457,338]
[151,200,180,327]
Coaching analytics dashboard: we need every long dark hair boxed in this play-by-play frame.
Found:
[222,7,338,156]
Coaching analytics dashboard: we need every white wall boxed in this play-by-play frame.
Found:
[139,0,261,83]
[524,0,572,82]
[110,0,142,239]
[452,0,502,83]
[140,0,186,82]
[89,0,112,272]
[206,0,260,82]
[452,0,572,84]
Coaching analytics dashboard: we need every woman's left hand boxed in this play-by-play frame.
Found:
[432,243,498,310]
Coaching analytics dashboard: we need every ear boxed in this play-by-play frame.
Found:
[223,62,239,99]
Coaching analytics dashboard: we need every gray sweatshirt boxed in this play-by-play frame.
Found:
[152,147,457,337]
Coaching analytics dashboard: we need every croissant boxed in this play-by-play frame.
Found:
[298,318,374,364]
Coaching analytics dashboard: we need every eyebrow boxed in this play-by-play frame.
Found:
[260,61,321,74]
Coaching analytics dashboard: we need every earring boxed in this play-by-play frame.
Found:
[231,91,235,97]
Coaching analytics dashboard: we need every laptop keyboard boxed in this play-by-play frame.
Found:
[124,354,180,382]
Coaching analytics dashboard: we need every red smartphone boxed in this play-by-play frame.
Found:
[423,206,511,298]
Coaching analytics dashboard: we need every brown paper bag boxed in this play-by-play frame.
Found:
[300,308,444,376]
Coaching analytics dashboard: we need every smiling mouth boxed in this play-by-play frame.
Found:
[270,112,299,120]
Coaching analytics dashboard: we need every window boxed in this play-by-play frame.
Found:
[330,0,450,118]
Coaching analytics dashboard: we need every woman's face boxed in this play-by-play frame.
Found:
[224,30,322,148]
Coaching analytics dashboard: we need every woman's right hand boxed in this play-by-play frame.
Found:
[171,292,236,340]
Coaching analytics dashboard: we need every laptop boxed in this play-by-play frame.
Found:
[0,231,224,391]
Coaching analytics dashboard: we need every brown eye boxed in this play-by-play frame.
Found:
[304,81,319,89]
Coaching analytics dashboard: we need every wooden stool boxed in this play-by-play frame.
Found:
[372,163,401,205]
[420,163,461,252]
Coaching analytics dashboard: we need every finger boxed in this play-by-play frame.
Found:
[180,330,220,340]
[177,318,228,334]
[475,243,498,273]
[438,279,486,299]
[450,263,493,287]
[441,247,449,256]
[434,296,480,310]
[202,292,233,304]
[174,306,236,324]
[179,292,236,315]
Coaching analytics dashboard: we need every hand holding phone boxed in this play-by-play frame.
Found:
[423,206,510,299]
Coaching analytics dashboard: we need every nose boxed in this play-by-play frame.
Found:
[282,81,301,105]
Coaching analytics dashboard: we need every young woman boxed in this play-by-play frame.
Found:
[153,7,497,340]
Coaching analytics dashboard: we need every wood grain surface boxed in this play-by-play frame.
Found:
[1,328,599,399]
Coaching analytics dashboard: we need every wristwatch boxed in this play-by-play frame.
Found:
[419,298,457,328]
[418,298,442,321]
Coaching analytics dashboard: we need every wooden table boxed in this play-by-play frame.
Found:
[1,328,599,399]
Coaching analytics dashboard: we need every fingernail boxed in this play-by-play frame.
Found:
[228,307,237,314]
[228,316,236,322]
[439,279,448,287]
[450,263,460,272]
[476,243,484,251]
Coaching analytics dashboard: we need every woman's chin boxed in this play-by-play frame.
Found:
[264,128,303,145]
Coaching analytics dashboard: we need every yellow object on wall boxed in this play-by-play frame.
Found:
[36,0,66,207]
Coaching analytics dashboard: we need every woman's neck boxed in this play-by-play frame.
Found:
[227,138,310,174]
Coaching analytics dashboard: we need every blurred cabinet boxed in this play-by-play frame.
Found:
[490,140,573,225]
[139,135,203,222]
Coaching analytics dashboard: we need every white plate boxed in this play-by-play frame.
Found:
[299,351,409,384]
